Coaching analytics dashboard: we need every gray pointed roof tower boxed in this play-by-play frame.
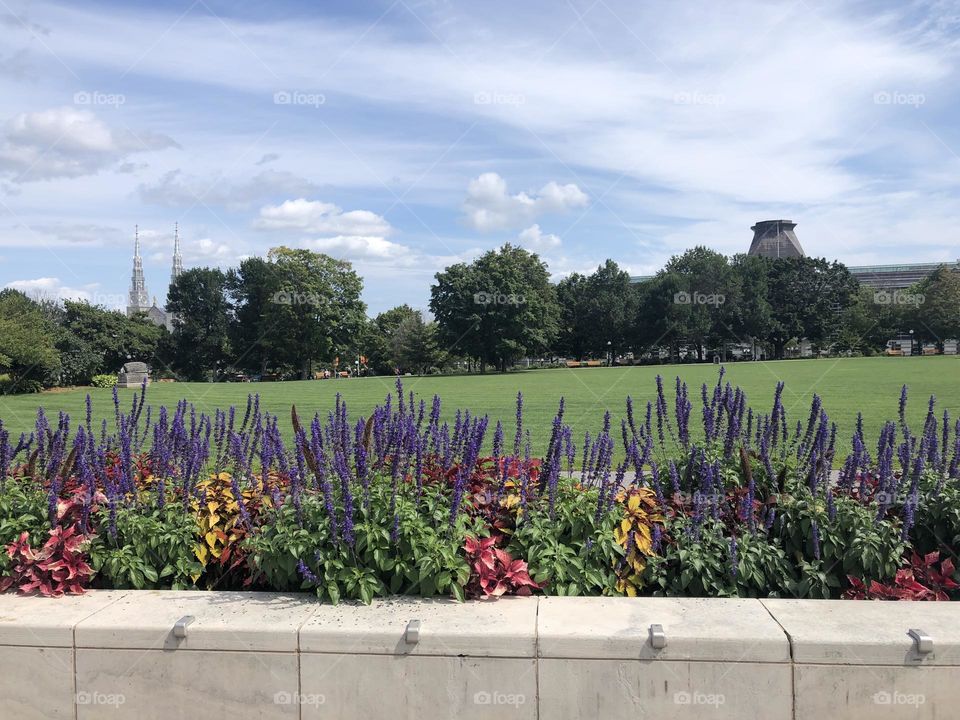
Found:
[127,225,150,314]
[748,220,805,259]
[171,222,183,285]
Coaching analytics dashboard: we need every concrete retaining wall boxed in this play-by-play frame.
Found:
[0,591,955,719]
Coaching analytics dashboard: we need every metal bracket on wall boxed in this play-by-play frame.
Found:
[173,615,196,639]
[405,619,422,644]
[649,623,667,649]
[908,628,933,655]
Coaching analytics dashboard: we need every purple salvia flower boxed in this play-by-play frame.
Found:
[297,560,320,585]
[492,421,503,463]
[513,391,523,458]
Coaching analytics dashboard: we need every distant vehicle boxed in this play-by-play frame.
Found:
[885,338,912,356]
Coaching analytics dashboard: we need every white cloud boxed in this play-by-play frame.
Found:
[139,169,319,210]
[139,227,234,265]
[0,107,178,182]
[5,277,125,309]
[463,173,589,231]
[518,223,561,250]
[303,235,412,262]
[255,198,393,237]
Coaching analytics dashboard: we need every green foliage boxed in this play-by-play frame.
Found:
[51,301,165,386]
[904,473,960,557]
[0,479,49,576]
[90,374,116,389]
[556,260,637,360]
[166,268,232,381]
[0,290,61,391]
[509,484,622,596]
[430,244,560,371]
[775,491,905,591]
[391,311,443,375]
[88,504,202,590]
[245,475,480,603]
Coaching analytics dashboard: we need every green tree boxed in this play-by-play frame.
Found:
[393,311,442,374]
[632,247,732,362]
[430,244,560,372]
[166,268,232,381]
[366,305,420,375]
[0,290,61,392]
[556,260,636,360]
[226,257,281,375]
[907,267,960,345]
[834,286,900,355]
[262,248,366,379]
[50,301,164,384]
[728,254,773,360]
[761,257,858,359]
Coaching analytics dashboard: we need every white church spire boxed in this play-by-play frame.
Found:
[127,225,150,315]
[171,222,183,285]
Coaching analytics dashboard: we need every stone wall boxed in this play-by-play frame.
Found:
[0,591,955,719]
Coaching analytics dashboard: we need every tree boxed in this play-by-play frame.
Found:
[631,272,693,362]
[166,268,231,381]
[833,285,901,355]
[761,257,858,359]
[555,272,590,359]
[366,305,420,375]
[392,311,442,374]
[728,254,772,359]
[556,260,636,360]
[261,248,366,379]
[0,290,61,391]
[430,244,560,372]
[630,247,733,362]
[226,257,281,375]
[907,267,960,344]
[50,301,164,384]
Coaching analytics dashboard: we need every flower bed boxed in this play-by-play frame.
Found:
[0,371,958,601]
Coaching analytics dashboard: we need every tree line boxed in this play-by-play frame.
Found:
[2,243,958,391]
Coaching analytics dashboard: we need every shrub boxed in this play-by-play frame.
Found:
[90,374,116,389]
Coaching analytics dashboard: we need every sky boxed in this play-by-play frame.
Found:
[1,0,959,315]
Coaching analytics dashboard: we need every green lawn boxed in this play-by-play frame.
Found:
[1,357,957,462]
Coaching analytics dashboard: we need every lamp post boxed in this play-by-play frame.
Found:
[606,340,612,366]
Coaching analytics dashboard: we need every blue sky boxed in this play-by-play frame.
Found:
[1,0,959,314]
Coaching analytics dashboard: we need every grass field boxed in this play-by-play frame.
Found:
[0,357,957,463]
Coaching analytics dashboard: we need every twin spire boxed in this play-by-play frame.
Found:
[128,224,185,313]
